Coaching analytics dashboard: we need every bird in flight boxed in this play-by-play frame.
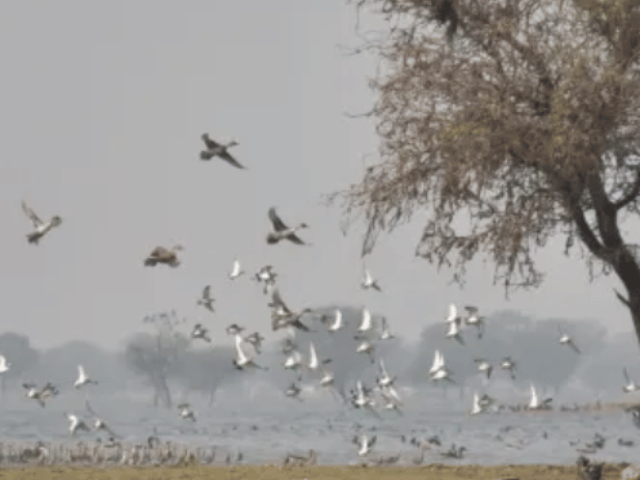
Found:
[199,134,245,169]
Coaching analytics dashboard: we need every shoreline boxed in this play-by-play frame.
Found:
[0,463,630,480]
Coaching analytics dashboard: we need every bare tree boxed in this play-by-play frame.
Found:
[123,311,189,408]
[331,0,640,343]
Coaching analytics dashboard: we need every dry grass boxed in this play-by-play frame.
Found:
[0,463,629,480]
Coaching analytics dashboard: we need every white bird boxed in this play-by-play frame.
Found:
[380,384,403,406]
[85,399,120,437]
[65,413,91,436]
[470,392,485,415]
[429,350,445,375]
[500,357,517,379]
[319,367,335,387]
[21,201,62,245]
[464,306,485,338]
[431,367,457,385]
[233,334,267,371]
[474,359,493,379]
[318,367,345,403]
[356,340,376,363]
[356,308,373,335]
[74,365,98,389]
[379,317,395,340]
[23,383,46,407]
[623,367,640,393]
[528,384,552,410]
[429,352,456,384]
[229,258,245,280]
[178,403,196,422]
[361,267,382,292]
[558,326,580,354]
[353,434,377,457]
[253,265,277,294]
[445,303,459,323]
[307,342,331,372]
[377,358,396,388]
[191,323,212,343]
[323,309,346,333]
[352,381,380,418]
[528,384,541,410]
[284,350,304,379]
[445,318,465,345]
[0,355,11,374]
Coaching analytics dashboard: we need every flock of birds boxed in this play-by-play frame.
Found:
[12,134,640,465]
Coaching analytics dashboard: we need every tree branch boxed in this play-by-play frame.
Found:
[613,167,640,210]
[614,288,631,308]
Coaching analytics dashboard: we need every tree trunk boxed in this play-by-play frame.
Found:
[150,372,172,408]
[609,248,640,346]
[576,175,640,347]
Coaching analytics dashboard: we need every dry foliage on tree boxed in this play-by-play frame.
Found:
[329,0,640,342]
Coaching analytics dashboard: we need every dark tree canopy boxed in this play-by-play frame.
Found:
[333,0,640,343]
[123,311,189,408]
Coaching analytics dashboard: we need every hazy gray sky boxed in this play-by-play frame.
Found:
[0,1,632,350]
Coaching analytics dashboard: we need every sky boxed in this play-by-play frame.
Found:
[0,0,633,350]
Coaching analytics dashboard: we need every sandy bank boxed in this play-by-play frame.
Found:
[0,463,629,480]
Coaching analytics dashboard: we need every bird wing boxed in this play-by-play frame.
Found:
[447,304,457,322]
[78,365,85,379]
[369,435,377,448]
[624,367,631,383]
[268,207,289,232]
[364,269,373,284]
[201,134,220,150]
[569,341,581,354]
[231,260,241,276]
[285,232,306,245]
[270,288,292,314]
[360,308,372,330]
[203,285,211,299]
[386,385,403,404]
[235,335,249,362]
[379,358,389,377]
[22,201,43,227]
[218,150,245,169]
[309,343,318,366]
